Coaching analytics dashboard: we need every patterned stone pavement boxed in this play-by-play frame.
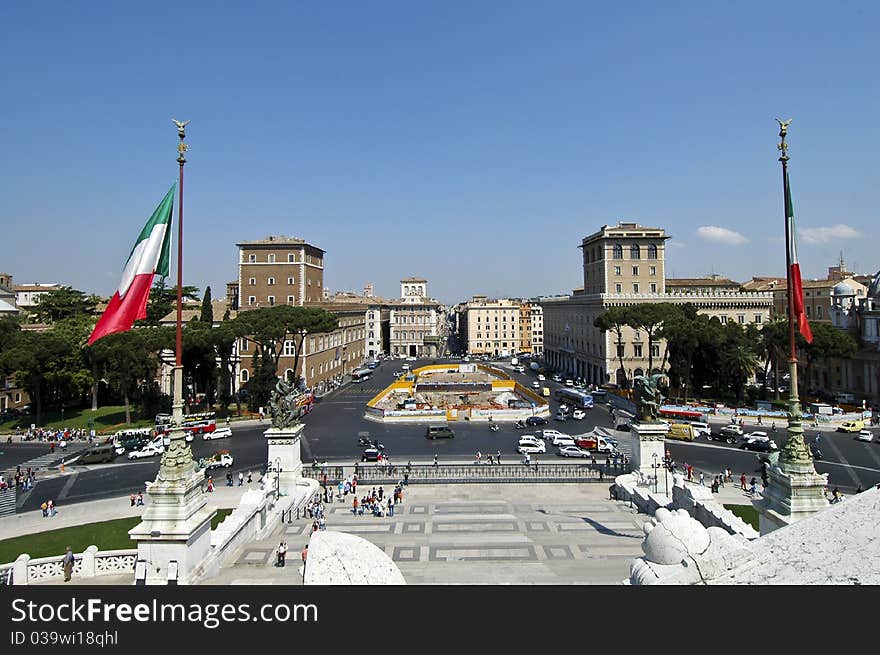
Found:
[223,483,646,585]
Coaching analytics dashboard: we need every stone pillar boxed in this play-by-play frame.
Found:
[13,554,29,585]
[266,423,305,494]
[630,421,669,487]
[81,545,98,578]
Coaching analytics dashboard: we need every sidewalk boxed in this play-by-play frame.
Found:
[0,485,254,541]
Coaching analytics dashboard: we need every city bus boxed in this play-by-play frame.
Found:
[659,407,704,422]
[553,388,594,409]
[155,411,217,436]
[351,368,372,383]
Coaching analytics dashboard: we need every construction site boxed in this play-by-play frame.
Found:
[365,363,550,423]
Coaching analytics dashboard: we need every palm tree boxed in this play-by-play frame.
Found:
[721,344,760,403]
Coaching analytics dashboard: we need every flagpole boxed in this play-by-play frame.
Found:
[776,119,810,466]
[174,121,189,422]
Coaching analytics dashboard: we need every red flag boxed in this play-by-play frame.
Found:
[784,169,813,343]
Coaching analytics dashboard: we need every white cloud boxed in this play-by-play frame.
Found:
[668,241,686,249]
[800,224,862,244]
[696,226,748,246]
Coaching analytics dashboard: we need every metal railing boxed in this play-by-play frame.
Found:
[301,461,629,485]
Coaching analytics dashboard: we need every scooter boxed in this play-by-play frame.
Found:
[488,423,500,432]
[358,437,385,450]
[514,421,527,430]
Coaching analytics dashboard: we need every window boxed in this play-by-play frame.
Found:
[268,277,275,285]
[613,244,623,260]
[248,254,256,262]
[287,295,294,303]
[614,266,621,276]
[240,369,249,382]
[630,244,641,260]
[817,306,823,318]
[650,266,656,276]
[615,283,622,293]
[648,244,658,260]
[283,340,295,356]
[634,344,643,358]
[248,295,256,305]
[632,283,639,293]
[617,345,625,358]
[651,344,660,358]
[720,315,728,324]
[268,254,275,263]
[240,339,248,351]
[632,266,639,276]
[738,315,745,324]
[268,296,276,306]
[650,283,657,293]
[288,254,295,263]
[805,306,811,317]
[248,277,256,285]
[755,314,762,324]
[287,277,294,285]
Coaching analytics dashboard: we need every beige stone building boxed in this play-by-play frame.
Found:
[389,278,443,357]
[541,222,773,386]
[464,296,521,357]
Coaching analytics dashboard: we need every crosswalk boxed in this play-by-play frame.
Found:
[10,445,89,473]
[0,488,16,517]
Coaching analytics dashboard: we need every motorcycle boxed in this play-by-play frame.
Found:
[357,437,385,450]
[488,423,500,432]
[514,421,527,430]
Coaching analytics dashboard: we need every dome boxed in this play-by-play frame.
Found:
[832,282,856,297]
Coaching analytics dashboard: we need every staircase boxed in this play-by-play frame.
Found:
[0,486,16,517]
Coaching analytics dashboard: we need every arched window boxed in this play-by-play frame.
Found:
[647,244,658,260]
[240,369,249,382]
[630,244,641,260]
[612,244,623,260]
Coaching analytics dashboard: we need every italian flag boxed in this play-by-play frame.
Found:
[88,185,175,345]
[784,169,813,344]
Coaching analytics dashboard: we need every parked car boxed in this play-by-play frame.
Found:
[709,428,740,444]
[565,379,574,387]
[517,441,546,454]
[127,443,165,460]
[554,410,568,422]
[557,445,591,458]
[518,435,543,447]
[526,416,548,426]
[204,426,232,440]
[741,439,778,453]
[552,374,563,382]
[537,374,546,381]
[856,430,874,442]
[838,420,865,433]
[552,435,577,448]
[572,409,586,420]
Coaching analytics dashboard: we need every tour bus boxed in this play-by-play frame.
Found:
[155,411,217,436]
[553,388,594,409]
[351,368,372,383]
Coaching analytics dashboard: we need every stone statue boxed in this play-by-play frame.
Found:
[268,378,304,428]
[633,373,665,423]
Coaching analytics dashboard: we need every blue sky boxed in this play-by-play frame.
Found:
[1,1,878,305]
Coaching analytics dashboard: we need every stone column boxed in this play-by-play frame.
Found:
[80,545,98,578]
[630,421,669,487]
[266,423,305,493]
[13,554,30,586]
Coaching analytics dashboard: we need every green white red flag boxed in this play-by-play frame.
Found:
[87,185,175,345]
[784,169,813,344]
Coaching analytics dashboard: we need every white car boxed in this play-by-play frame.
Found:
[572,409,586,420]
[856,430,874,442]
[531,381,541,389]
[127,443,164,460]
[517,441,546,454]
[746,431,770,442]
[553,436,577,448]
[204,427,232,441]
[518,435,543,447]
[565,379,574,387]
[540,429,569,441]
[557,445,590,458]
[537,374,546,381]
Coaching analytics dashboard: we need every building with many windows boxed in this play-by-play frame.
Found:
[389,278,443,357]
[463,296,521,357]
[541,222,773,387]
[236,236,325,309]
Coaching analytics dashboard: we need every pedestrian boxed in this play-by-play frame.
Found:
[259,408,265,422]
[48,499,56,517]
[301,544,308,579]
[276,542,285,567]
[207,476,214,492]
[433,454,438,467]
[475,451,481,465]
[319,516,326,530]
[749,477,758,496]
[496,450,501,464]
[136,492,144,506]
[699,471,705,486]
[740,473,747,491]
[130,493,136,507]
[226,416,231,427]
[41,501,48,517]
[353,496,359,515]
[403,472,409,486]
[238,471,244,486]
[378,486,384,501]
[63,546,75,582]
[312,519,319,533]
[247,471,253,484]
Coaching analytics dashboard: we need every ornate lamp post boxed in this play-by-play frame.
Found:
[651,452,659,493]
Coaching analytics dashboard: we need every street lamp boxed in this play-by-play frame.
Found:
[273,457,282,498]
[652,453,659,494]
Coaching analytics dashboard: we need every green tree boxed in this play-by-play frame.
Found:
[757,318,788,399]
[246,351,277,413]
[140,278,200,326]
[718,323,760,402]
[34,287,98,323]
[213,309,245,416]
[797,321,859,396]
[0,330,74,423]
[233,305,338,383]
[626,303,676,374]
[594,306,632,388]
[200,286,213,324]
[89,331,160,425]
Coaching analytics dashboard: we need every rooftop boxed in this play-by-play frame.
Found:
[236,236,325,252]
[666,277,740,287]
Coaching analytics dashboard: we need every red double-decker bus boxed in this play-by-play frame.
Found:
[155,412,217,436]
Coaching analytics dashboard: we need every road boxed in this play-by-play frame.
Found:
[8,356,880,510]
